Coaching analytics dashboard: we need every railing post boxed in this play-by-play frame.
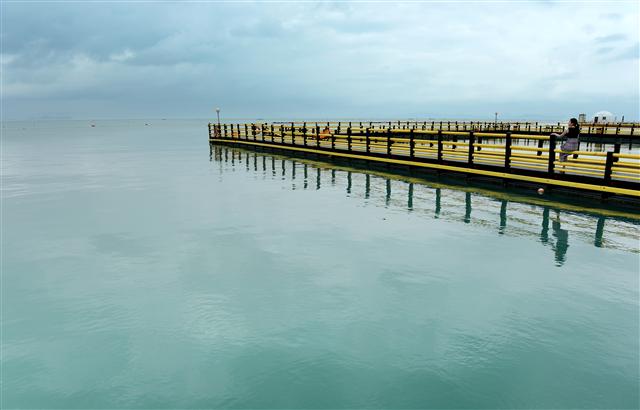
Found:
[252,124,257,141]
[536,138,544,156]
[303,122,307,147]
[224,124,228,138]
[366,127,371,153]
[244,124,248,140]
[613,142,621,162]
[261,123,265,142]
[237,124,241,140]
[409,128,415,159]
[291,122,295,145]
[270,124,275,143]
[280,124,284,144]
[604,151,614,184]
[331,128,336,150]
[504,131,512,171]
[437,130,443,163]
[548,134,556,174]
[347,126,352,152]
[316,123,320,148]
[387,127,392,157]
[468,131,475,165]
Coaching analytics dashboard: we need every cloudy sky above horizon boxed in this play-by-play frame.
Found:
[2,1,639,121]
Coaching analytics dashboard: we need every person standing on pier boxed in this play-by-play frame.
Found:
[551,118,580,161]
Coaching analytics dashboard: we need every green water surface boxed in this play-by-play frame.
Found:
[2,120,639,408]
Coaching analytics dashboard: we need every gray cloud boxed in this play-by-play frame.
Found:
[229,20,289,39]
[2,1,639,121]
[3,4,170,59]
[602,13,623,20]
[594,34,627,43]
[613,42,640,61]
[595,46,615,55]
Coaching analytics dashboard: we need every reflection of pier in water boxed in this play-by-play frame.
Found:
[211,145,640,266]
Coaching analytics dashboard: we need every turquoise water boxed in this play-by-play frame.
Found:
[2,120,639,408]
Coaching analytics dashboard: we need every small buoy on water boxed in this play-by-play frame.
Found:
[537,188,545,195]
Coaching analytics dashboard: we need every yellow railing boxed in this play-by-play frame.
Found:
[209,122,640,193]
[244,120,639,136]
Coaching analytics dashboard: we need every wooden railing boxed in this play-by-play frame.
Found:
[263,120,640,136]
[209,122,640,198]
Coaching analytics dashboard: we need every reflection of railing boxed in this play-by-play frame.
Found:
[208,123,640,199]
[210,145,640,266]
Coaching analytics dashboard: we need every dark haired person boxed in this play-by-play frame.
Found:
[319,126,332,140]
[551,118,580,162]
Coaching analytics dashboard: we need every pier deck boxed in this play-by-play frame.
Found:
[208,121,640,201]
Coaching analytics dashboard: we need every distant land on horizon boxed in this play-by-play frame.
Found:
[3,113,637,123]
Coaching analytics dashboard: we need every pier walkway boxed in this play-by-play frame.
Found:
[208,121,640,201]
[276,120,640,140]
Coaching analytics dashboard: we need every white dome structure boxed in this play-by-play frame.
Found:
[592,111,615,123]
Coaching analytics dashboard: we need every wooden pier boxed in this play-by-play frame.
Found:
[278,120,639,140]
[208,121,640,202]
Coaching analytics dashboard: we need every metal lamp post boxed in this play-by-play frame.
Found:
[215,108,221,138]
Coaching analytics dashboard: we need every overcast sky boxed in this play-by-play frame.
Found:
[2,1,639,121]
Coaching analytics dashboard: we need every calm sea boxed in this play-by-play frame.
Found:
[2,119,639,408]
